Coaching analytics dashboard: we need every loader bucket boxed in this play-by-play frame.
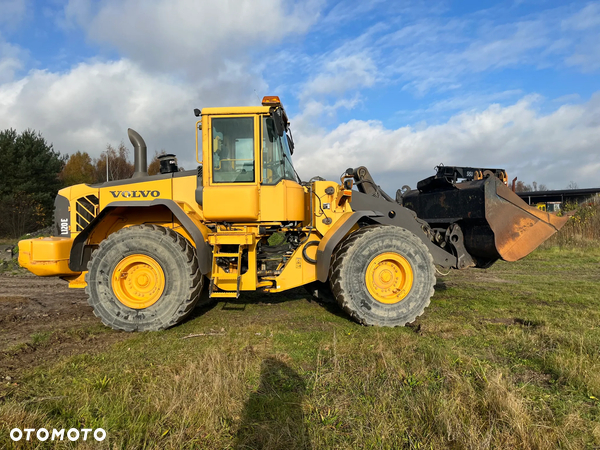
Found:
[484,177,568,261]
[402,175,568,265]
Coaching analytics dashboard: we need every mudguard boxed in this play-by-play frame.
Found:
[69,199,212,274]
[316,194,457,282]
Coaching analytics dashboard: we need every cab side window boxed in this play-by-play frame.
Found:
[262,116,296,185]
[212,117,255,183]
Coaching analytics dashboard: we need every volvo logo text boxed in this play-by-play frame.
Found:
[110,190,160,199]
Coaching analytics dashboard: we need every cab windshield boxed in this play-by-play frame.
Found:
[262,116,298,185]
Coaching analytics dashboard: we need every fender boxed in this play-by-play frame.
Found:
[316,192,458,282]
[69,199,212,274]
[316,211,380,282]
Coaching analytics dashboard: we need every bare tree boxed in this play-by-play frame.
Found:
[515,179,548,192]
[95,143,134,182]
[566,181,579,190]
[148,150,167,175]
[515,181,533,192]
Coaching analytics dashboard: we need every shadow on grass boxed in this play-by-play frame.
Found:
[184,280,351,325]
[235,357,311,450]
[434,277,448,291]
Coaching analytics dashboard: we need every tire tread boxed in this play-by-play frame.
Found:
[329,225,435,327]
[84,224,204,331]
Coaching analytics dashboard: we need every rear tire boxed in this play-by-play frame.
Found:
[330,225,435,327]
[85,224,203,331]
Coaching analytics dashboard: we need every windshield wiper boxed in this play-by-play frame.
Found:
[283,152,302,184]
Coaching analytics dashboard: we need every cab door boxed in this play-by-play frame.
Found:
[202,115,260,222]
[259,115,305,222]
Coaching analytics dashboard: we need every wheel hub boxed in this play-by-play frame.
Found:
[365,252,413,304]
[112,255,165,309]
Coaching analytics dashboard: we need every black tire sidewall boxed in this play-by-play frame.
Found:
[335,227,434,326]
[87,226,199,331]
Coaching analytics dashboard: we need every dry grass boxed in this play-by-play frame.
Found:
[543,201,600,248]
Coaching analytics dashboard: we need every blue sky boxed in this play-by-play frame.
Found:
[1,0,599,191]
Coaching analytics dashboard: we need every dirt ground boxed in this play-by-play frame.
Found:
[0,273,126,388]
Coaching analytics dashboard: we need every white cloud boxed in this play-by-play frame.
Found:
[0,38,25,83]
[2,58,596,193]
[295,2,600,99]
[561,2,600,31]
[0,0,324,174]
[566,43,600,72]
[0,0,29,32]
[292,93,600,191]
[560,3,600,72]
[383,17,557,95]
[301,53,377,99]
[0,58,266,170]
[62,0,320,77]
[0,0,31,82]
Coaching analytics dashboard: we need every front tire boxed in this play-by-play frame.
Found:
[330,225,435,327]
[85,224,203,331]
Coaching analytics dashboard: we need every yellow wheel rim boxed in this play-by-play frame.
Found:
[112,255,165,309]
[365,252,413,304]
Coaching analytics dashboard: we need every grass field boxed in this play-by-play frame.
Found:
[1,245,599,449]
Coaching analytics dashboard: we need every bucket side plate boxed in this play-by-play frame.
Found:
[485,178,568,261]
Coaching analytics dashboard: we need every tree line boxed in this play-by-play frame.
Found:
[0,128,165,238]
[62,143,166,186]
[514,180,548,192]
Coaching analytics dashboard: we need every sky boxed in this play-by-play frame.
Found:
[0,0,599,192]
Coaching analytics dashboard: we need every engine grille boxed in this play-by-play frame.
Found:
[75,195,99,231]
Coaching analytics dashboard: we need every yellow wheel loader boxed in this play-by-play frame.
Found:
[18,97,568,331]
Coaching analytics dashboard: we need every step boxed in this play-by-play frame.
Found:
[213,272,239,281]
[208,233,254,246]
[213,252,241,258]
[209,291,239,299]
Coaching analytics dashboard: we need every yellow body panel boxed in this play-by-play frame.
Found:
[61,184,100,236]
[312,180,353,237]
[203,185,260,221]
[260,180,306,222]
[173,176,206,221]
[88,206,173,244]
[18,237,80,277]
[65,273,87,288]
[266,239,319,292]
[98,179,173,210]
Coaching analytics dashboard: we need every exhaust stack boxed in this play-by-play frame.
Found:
[128,128,147,178]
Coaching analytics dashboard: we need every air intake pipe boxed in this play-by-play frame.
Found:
[128,128,148,178]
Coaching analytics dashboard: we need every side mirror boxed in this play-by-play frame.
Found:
[270,108,285,137]
[287,134,294,155]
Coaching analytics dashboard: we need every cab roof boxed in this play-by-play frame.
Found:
[201,106,273,116]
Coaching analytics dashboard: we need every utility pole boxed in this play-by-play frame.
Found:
[106,153,109,182]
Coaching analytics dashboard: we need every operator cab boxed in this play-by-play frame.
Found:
[198,96,305,223]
